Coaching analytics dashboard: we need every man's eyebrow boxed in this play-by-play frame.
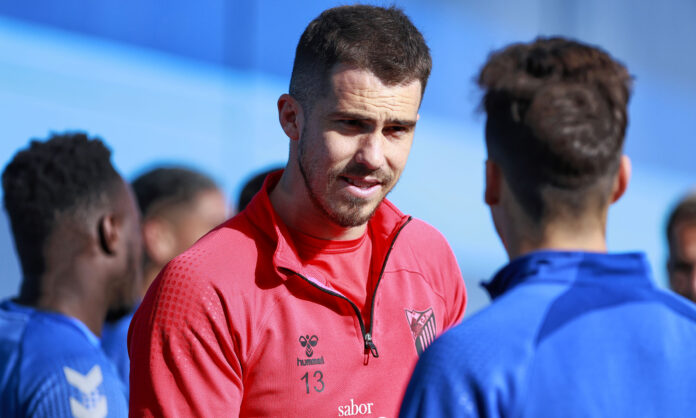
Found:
[387,118,418,127]
[328,111,417,126]
[328,111,371,121]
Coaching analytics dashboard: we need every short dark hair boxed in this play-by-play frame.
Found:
[2,132,121,283]
[666,192,696,248]
[289,5,432,110]
[237,167,282,212]
[132,166,218,219]
[478,37,632,223]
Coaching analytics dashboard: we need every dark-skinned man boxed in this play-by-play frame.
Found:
[0,133,142,417]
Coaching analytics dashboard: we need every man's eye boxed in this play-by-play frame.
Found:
[385,126,409,136]
[672,261,695,274]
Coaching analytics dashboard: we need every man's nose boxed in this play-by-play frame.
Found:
[354,132,385,170]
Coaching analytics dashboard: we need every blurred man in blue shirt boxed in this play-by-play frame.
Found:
[102,166,227,394]
[666,192,696,303]
[0,133,141,417]
[401,37,696,418]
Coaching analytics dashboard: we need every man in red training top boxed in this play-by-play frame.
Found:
[128,5,467,417]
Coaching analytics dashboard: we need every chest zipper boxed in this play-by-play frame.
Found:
[280,216,412,360]
[364,333,378,357]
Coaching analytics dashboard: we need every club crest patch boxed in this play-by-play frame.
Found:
[405,307,436,355]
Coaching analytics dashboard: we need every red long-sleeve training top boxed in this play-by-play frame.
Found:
[128,172,467,417]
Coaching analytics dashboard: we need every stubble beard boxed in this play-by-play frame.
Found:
[105,247,138,322]
[297,133,393,228]
[112,240,142,319]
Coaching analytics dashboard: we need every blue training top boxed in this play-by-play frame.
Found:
[0,300,128,417]
[401,251,696,418]
[101,309,135,399]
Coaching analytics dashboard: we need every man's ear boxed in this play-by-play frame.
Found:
[610,155,631,204]
[98,214,119,255]
[142,218,176,265]
[485,159,502,206]
[277,94,304,141]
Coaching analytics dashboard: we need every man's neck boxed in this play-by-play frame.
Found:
[269,170,367,241]
[510,230,608,259]
[32,263,108,337]
[506,220,608,260]
[142,264,162,297]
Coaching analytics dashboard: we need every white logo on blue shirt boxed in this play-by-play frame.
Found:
[63,365,108,418]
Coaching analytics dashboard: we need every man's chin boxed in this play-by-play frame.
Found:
[104,302,137,323]
[328,201,382,228]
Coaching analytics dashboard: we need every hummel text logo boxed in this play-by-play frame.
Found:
[297,356,325,366]
[297,334,325,367]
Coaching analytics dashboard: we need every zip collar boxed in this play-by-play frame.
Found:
[482,250,653,300]
[243,170,412,281]
[1,300,101,347]
[278,216,412,359]
[242,170,413,359]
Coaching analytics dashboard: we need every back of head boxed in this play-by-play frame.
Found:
[478,37,632,224]
[131,166,219,220]
[237,167,282,212]
[2,133,121,299]
[666,192,696,300]
[289,5,432,110]
[667,192,696,248]
[131,166,224,280]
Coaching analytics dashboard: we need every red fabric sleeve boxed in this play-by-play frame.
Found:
[128,257,242,417]
[413,218,468,329]
[443,246,467,328]
[400,219,468,330]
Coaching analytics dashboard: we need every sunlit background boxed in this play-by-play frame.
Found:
[1,0,695,315]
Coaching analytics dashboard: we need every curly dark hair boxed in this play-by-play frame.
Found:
[131,166,218,219]
[289,5,432,111]
[2,132,121,284]
[478,37,633,223]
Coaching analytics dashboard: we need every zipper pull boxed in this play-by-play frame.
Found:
[364,333,379,358]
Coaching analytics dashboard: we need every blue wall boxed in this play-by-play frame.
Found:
[1,0,694,314]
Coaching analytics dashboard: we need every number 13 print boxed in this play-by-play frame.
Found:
[300,370,325,394]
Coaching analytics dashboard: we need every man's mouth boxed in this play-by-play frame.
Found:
[340,176,383,198]
[343,176,380,189]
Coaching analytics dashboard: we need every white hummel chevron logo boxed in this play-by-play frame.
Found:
[63,365,108,418]
[69,397,107,418]
[64,365,103,394]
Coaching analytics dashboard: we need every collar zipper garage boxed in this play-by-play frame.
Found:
[280,217,412,360]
